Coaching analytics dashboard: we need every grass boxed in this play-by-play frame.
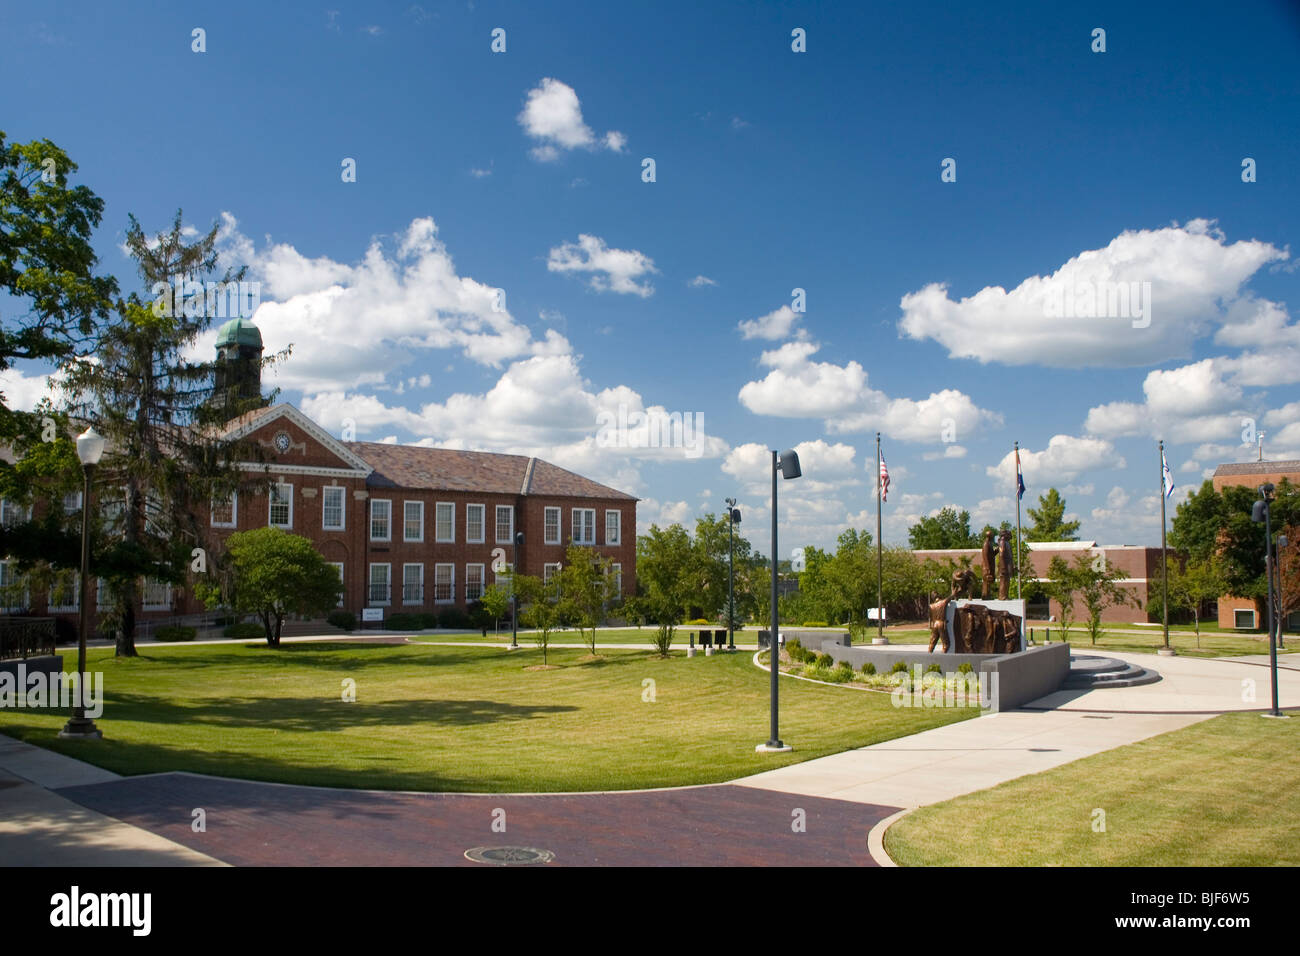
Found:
[0,640,975,793]
[885,710,1300,866]
[1033,627,1294,658]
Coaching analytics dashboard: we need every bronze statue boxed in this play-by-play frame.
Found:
[997,529,1014,600]
[928,565,1022,654]
[927,568,975,653]
[980,528,995,600]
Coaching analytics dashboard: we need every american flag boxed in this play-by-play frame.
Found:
[879,451,890,502]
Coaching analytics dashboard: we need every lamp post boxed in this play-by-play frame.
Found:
[510,529,523,648]
[1251,484,1284,718]
[59,426,105,740]
[758,449,801,754]
[725,497,740,651]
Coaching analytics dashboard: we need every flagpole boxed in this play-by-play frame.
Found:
[876,431,883,645]
[1160,439,1170,653]
[1015,440,1022,602]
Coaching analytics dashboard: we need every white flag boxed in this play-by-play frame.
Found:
[1161,448,1175,499]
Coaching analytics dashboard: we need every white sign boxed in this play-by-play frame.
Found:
[361,608,384,622]
[867,607,887,621]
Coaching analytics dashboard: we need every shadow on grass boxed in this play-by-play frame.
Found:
[95,642,510,673]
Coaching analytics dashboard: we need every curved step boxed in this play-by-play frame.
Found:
[1063,655,1162,689]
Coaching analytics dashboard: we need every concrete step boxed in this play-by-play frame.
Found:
[1063,654,1162,689]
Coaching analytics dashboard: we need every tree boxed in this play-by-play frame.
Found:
[1026,488,1080,541]
[907,507,979,550]
[479,582,511,635]
[217,528,343,647]
[1072,553,1133,645]
[61,211,281,657]
[635,523,697,656]
[1044,556,1080,641]
[514,574,560,665]
[1152,554,1227,648]
[1280,523,1299,633]
[557,543,614,654]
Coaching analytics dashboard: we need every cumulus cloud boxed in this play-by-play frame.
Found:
[988,435,1126,487]
[687,275,717,288]
[546,234,657,297]
[1085,358,1252,445]
[738,304,800,341]
[898,219,1288,367]
[517,78,625,160]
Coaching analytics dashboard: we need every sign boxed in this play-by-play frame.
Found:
[361,608,384,622]
[868,607,887,621]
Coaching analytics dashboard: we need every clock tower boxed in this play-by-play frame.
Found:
[214,316,268,417]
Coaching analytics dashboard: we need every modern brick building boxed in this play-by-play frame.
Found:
[1210,459,1300,630]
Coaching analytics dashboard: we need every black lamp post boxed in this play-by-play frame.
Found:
[725,497,740,650]
[1251,484,1284,718]
[758,449,801,754]
[510,529,523,648]
[59,426,105,740]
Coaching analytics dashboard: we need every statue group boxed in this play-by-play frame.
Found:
[928,529,1022,654]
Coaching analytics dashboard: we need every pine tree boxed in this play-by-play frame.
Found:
[1026,488,1081,541]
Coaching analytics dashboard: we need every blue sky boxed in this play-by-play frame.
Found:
[2,0,1299,554]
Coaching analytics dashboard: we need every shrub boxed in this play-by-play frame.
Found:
[862,661,876,675]
[438,607,471,629]
[957,662,973,674]
[890,660,909,674]
[223,622,264,640]
[926,662,942,674]
[326,610,356,632]
[834,660,855,678]
[685,618,711,626]
[815,652,835,668]
[155,625,197,642]
[385,612,438,631]
[801,620,829,627]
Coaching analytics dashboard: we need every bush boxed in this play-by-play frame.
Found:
[862,661,876,675]
[223,622,264,640]
[154,625,197,642]
[385,612,439,631]
[801,620,829,627]
[438,607,471,629]
[815,652,835,668]
[834,660,855,678]
[926,662,942,674]
[890,660,909,674]
[326,610,356,632]
[685,618,711,626]
[957,662,973,674]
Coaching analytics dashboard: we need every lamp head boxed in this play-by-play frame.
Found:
[1252,500,1267,524]
[778,449,802,480]
[515,531,525,547]
[76,426,106,467]
[731,508,742,524]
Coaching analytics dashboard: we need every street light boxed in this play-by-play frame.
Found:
[725,498,740,651]
[758,449,801,754]
[1251,484,1285,719]
[59,425,105,740]
[510,529,524,648]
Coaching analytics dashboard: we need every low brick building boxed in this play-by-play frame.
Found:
[1210,459,1300,630]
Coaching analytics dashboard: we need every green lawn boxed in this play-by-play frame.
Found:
[0,641,974,792]
[885,710,1300,866]
[1035,628,1294,658]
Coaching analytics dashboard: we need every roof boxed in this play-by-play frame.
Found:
[1213,460,1300,477]
[216,316,263,349]
[346,441,636,500]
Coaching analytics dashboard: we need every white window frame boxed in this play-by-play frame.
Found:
[434,563,455,604]
[611,562,623,597]
[543,562,561,583]
[435,501,454,543]
[572,508,595,546]
[211,491,238,528]
[62,491,83,515]
[95,577,112,610]
[493,562,513,586]
[465,563,485,602]
[544,506,561,545]
[370,499,392,542]
[269,482,293,529]
[466,503,485,544]
[369,563,391,606]
[605,509,621,546]
[329,562,344,607]
[495,505,514,544]
[402,563,424,605]
[0,498,28,529]
[1234,608,1256,629]
[322,486,346,532]
[141,578,172,611]
[405,501,426,543]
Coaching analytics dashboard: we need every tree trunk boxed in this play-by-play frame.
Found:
[115,583,139,657]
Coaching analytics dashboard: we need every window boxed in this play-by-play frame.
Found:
[493,562,513,586]
[370,499,391,541]
[605,510,621,546]
[48,572,80,613]
[322,486,346,531]
[465,563,485,601]
[611,563,623,597]
[572,508,595,545]
[0,498,27,529]
[403,564,424,604]
[405,501,425,542]
[101,489,126,536]
[1234,608,1256,629]
[269,482,293,528]
[495,505,514,544]
[434,563,454,603]
[435,502,453,543]
[543,562,561,583]
[0,561,29,612]
[211,491,237,528]
[141,578,172,611]
[95,577,113,610]
[329,563,344,608]
[544,507,561,545]
[466,504,485,544]
[62,491,83,515]
[369,563,391,605]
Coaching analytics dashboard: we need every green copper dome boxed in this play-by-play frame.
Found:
[215,316,263,349]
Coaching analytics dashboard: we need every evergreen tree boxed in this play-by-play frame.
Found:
[1026,488,1081,541]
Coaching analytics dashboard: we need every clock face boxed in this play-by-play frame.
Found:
[273,431,291,453]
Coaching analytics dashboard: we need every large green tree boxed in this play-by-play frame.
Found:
[557,543,614,654]
[218,527,344,647]
[632,523,698,655]
[907,507,979,549]
[1026,488,1081,541]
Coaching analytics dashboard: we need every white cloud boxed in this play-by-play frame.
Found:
[922,445,967,461]
[988,435,1126,487]
[517,78,625,160]
[687,275,717,288]
[546,234,657,297]
[898,220,1288,367]
[738,304,800,341]
[1085,358,1250,444]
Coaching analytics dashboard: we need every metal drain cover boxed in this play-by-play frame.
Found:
[465,846,555,866]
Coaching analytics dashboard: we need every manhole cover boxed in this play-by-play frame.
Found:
[464,846,555,866]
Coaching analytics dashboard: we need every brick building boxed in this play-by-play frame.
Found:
[912,541,1163,624]
[1210,459,1300,630]
[0,316,638,632]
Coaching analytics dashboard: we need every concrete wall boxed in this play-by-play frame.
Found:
[757,629,850,648]
[0,654,64,680]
